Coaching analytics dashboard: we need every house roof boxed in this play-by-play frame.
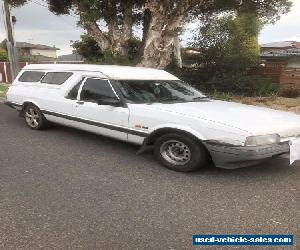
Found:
[261,41,300,49]
[57,53,84,62]
[16,42,59,50]
[23,64,179,81]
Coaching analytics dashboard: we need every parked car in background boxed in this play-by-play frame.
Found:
[5,64,300,171]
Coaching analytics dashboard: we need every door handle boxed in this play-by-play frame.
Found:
[76,101,84,105]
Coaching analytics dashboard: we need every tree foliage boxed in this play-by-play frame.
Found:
[6,0,28,7]
[71,34,141,64]
[71,35,103,62]
[192,0,292,24]
[47,0,143,58]
[193,12,261,71]
[47,0,291,68]
[0,48,8,62]
[71,34,141,65]
[183,5,280,96]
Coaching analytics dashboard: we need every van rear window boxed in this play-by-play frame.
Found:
[18,71,45,82]
[41,72,73,85]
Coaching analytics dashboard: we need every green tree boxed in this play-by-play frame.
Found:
[196,12,261,72]
[71,35,103,62]
[226,12,261,69]
[0,48,8,61]
[71,34,141,65]
[47,0,144,59]
[0,39,7,49]
[185,7,281,96]
[6,0,28,7]
[191,0,292,68]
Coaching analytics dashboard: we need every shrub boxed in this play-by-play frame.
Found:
[167,67,278,97]
[0,48,8,61]
[203,75,278,97]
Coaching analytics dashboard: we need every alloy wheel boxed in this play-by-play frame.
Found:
[25,107,40,128]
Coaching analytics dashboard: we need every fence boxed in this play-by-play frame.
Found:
[280,68,300,89]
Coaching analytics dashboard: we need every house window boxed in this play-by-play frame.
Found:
[18,71,45,82]
[41,72,73,85]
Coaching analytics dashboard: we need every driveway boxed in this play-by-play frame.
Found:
[0,104,298,249]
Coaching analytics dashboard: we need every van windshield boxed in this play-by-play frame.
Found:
[116,80,207,104]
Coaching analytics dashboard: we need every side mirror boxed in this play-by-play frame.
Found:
[97,97,121,107]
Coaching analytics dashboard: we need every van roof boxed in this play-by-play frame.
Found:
[23,64,179,81]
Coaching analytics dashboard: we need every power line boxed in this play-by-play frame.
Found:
[35,0,79,19]
[30,0,79,28]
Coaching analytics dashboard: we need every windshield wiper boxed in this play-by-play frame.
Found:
[156,97,184,102]
[145,97,184,104]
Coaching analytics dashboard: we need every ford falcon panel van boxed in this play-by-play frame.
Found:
[5,64,300,172]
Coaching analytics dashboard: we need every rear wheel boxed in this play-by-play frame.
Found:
[24,105,48,130]
[154,133,209,172]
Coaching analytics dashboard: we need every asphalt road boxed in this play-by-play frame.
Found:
[0,104,299,250]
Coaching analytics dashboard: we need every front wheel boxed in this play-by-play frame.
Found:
[154,133,210,172]
[24,105,48,130]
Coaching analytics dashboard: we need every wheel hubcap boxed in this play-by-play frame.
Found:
[160,140,191,165]
[25,108,40,128]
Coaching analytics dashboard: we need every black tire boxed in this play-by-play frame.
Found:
[154,133,209,172]
[23,104,48,130]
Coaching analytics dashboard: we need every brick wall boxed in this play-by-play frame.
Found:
[249,58,300,90]
[280,68,300,89]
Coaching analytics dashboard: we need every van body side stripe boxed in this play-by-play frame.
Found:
[42,110,148,137]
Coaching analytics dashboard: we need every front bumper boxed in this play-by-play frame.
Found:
[203,141,290,169]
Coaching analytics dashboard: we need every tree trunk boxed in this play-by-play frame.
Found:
[81,2,134,58]
[174,36,182,68]
[119,1,134,56]
[107,18,123,55]
[81,20,112,52]
[137,2,185,69]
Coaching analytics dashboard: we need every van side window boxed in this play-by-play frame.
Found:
[41,72,73,85]
[66,79,84,100]
[18,71,45,82]
[80,78,116,103]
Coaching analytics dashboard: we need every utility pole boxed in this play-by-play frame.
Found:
[1,0,19,81]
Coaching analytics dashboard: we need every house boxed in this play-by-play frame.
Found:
[16,42,59,60]
[57,53,84,63]
[261,41,300,57]
[249,41,300,90]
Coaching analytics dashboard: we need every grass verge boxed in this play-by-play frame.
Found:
[0,84,8,102]
[209,92,300,114]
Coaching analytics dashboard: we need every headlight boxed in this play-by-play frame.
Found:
[244,134,280,146]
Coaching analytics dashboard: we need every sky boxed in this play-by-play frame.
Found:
[0,0,300,56]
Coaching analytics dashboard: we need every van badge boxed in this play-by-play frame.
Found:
[135,125,148,130]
